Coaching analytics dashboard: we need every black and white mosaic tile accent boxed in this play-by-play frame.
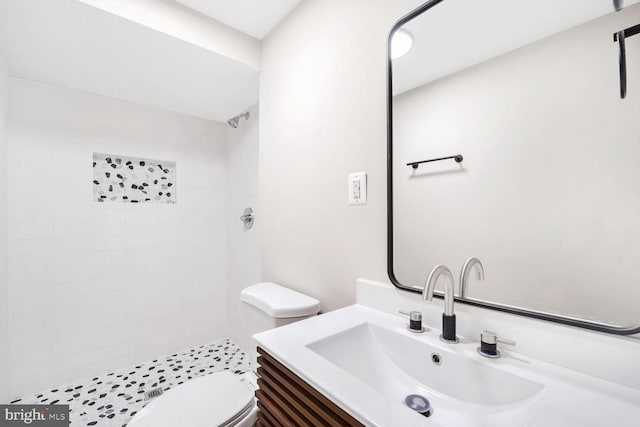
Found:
[11,339,251,427]
[93,153,176,204]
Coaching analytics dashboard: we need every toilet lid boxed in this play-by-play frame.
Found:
[128,372,254,427]
[241,282,320,318]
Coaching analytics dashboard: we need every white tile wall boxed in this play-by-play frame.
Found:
[226,103,261,355]
[6,77,229,399]
[0,56,10,404]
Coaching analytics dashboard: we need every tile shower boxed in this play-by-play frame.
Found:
[4,77,260,423]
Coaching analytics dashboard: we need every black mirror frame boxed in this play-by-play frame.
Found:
[386,0,640,335]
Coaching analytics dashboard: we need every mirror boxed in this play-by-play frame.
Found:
[388,0,640,333]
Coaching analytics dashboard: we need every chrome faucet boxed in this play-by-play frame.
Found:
[422,265,458,343]
[459,257,484,298]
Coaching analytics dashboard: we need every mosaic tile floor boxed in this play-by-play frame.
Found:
[10,339,251,427]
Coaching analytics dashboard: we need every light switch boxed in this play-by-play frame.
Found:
[348,171,367,205]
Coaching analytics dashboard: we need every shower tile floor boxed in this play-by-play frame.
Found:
[10,339,251,427]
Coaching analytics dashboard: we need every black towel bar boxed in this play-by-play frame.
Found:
[407,154,463,169]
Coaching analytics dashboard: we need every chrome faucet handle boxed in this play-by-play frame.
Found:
[497,337,515,346]
[477,330,515,358]
[398,310,425,333]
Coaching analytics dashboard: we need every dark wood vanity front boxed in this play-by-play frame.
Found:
[255,347,363,427]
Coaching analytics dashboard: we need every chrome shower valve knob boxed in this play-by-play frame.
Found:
[240,207,254,229]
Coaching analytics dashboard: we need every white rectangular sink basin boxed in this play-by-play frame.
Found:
[254,305,640,427]
[307,323,543,407]
[307,322,543,425]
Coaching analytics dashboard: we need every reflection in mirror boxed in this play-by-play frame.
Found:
[390,0,640,329]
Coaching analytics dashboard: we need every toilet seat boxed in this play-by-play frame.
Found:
[127,371,256,427]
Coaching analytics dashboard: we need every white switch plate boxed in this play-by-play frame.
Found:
[348,171,367,205]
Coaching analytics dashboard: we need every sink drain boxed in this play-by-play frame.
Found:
[431,352,442,365]
[404,394,432,417]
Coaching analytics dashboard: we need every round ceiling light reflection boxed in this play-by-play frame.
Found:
[391,29,413,60]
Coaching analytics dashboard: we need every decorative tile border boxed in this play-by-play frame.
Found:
[11,339,251,426]
[93,153,176,204]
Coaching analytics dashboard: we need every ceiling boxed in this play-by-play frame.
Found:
[175,0,301,39]
[0,0,260,122]
[394,0,640,95]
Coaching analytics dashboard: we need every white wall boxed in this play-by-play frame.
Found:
[0,56,9,403]
[393,5,640,326]
[259,0,423,311]
[6,78,228,399]
[226,104,260,354]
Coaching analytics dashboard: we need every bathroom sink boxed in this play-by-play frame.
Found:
[307,323,543,407]
[307,322,543,425]
[254,304,640,427]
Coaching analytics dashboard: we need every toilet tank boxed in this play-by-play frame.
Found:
[240,283,320,366]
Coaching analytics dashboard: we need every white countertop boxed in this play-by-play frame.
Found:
[254,304,640,427]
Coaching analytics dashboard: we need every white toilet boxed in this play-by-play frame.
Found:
[128,282,320,427]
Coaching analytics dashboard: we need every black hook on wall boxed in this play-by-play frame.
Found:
[614,23,640,99]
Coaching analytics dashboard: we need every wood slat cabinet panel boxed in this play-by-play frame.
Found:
[256,347,364,427]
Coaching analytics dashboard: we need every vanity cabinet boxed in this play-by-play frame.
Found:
[255,347,363,427]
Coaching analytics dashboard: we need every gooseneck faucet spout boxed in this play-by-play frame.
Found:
[423,265,455,315]
[423,265,458,343]
[459,257,485,298]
